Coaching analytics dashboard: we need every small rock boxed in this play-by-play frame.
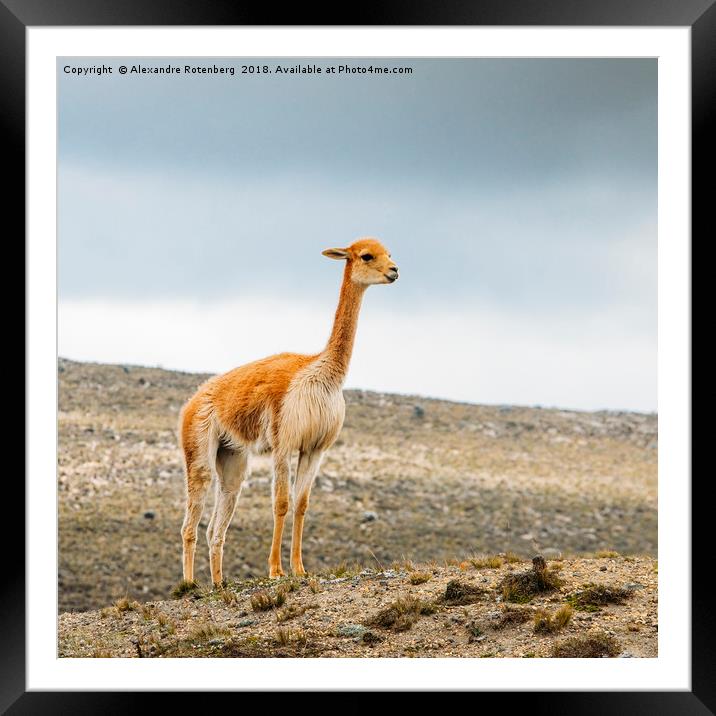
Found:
[532,555,547,571]
[143,511,155,520]
[338,624,367,638]
[236,618,255,628]
[361,511,378,523]
[413,405,425,419]
[625,582,645,591]
[619,651,635,658]
[362,631,382,645]
[600,566,608,572]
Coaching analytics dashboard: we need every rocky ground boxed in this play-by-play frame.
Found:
[58,554,657,658]
[58,358,657,618]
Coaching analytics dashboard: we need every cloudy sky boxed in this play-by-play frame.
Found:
[58,58,657,412]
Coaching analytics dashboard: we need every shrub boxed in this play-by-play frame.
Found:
[442,580,486,605]
[367,596,437,632]
[566,583,633,612]
[171,580,199,599]
[250,589,286,612]
[551,632,620,658]
[409,571,432,585]
[499,556,563,603]
[533,605,573,634]
[494,604,532,629]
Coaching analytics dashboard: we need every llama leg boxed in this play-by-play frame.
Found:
[181,464,211,583]
[208,447,248,586]
[206,480,219,550]
[268,452,291,578]
[290,450,324,576]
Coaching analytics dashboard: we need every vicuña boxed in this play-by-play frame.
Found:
[179,238,399,584]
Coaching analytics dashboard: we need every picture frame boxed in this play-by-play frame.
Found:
[8,0,706,709]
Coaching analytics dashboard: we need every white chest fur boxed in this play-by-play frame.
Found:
[279,360,346,453]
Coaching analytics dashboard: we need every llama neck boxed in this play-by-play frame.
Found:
[321,266,366,384]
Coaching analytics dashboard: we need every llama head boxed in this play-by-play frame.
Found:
[322,237,399,286]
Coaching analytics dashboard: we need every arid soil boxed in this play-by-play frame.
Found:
[58,358,657,617]
[58,554,657,658]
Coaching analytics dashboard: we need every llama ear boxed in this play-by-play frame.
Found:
[322,248,350,260]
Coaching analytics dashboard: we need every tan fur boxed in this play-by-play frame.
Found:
[179,238,398,583]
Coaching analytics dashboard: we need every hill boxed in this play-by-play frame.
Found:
[58,358,657,614]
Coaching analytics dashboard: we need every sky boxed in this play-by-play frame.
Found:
[58,58,657,412]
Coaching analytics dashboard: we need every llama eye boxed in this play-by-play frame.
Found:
[361,254,374,262]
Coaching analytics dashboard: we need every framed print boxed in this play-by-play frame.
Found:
[7,0,707,711]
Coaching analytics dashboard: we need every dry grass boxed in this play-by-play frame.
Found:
[187,622,231,643]
[392,559,415,572]
[441,580,487,606]
[468,555,504,569]
[278,579,300,594]
[90,649,113,658]
[493,604,533,629]
[331,562,363,578]
[114,597,140,614]
[367,596,438,632]
[171,580,199,599]
[408,571,432,585]
[533,605,573,634]
[250,589,287,612]
[466,621,484,642]
[551,631,621,658]
[566,583,634,611]
[155,611,173,630]
[275,627,308,647]
[275,604,309,623]
[218,588,237,605]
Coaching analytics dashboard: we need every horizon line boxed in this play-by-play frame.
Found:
[57,355,658,417]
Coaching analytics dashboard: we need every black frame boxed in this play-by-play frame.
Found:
[6,0,707,711]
